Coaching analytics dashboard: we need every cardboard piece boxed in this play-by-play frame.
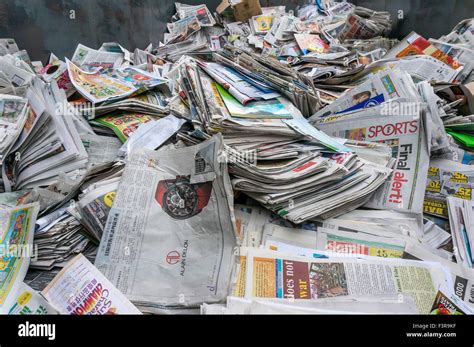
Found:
[217,0,262,22]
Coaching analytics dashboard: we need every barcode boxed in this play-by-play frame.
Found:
[104,212,119,257]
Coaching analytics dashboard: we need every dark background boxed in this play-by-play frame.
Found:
[0,0,472,63]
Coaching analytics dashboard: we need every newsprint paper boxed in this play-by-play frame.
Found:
[42,254,140,315]
[95,134,236,313]
[244,249,450,314]
[316,103,429,213]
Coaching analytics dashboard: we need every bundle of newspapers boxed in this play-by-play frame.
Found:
[0,0,474,316]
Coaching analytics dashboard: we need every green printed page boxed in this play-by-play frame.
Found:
[447,130,474,148]
[93,113,155,142]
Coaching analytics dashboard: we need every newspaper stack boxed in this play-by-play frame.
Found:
[74,176,120,241]
[30,214,96,271]
[383,31,469,83]
[0,95,29,164]
[154,3,216,61]
[2,77,89,191]
[447,197,474,269]
[231,144,392,222]
[309,67,453,155]
[431,83,474,155]
[86,91,170,118]
[215,202,474,314]
[215,45,325,117]
[338,6,392,41]
[233,248,448,314]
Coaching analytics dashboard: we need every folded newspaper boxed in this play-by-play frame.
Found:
[42,254,141,314]
[95,134,236,312]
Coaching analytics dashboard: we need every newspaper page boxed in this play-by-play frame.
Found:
[429,38,474,83]
[423,218,451,249]
[91,113,156,143]
[81,133,121,168]
[67,59,135,104]
[40,53,75,97]
[175,3,216,27]
[71,44,124,71]
[264,14,297,45]
[244,249,448,313]
[0,38,19,55]
[294,34,329,54]
[0,55,35,87]
[77,178,120,240]
[234,204,254,246]
[67,60,166,104]
[202,293,419,314]
[118,114,185,156]
[418,81,449,152]
[262,224,318,249]
[318,209,424,240]
[444,269,474,309]
[0,203,39,313]
[384,31,463,71]
[316,227,406,258]
[309,69,418,120]
[269,236,474,310]
[397,56,460,83]
[94,135,236,312]
[358,55,460,84]
[283,110,351,152]
[251,14,274,34]
[197,62,280,104]
[316,104,429,213]
[430,287,474,315]
[339,14,383,41]
[6,283,57,315]
[424,158,474,218]
[42,254,141,314]
[166,16,201,43]
[402,239,474,308]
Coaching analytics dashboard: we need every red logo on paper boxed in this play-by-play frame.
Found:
[166,251,181,265]
[292,161,316,172]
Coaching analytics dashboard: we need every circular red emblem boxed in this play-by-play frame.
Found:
[166,251,181,265]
